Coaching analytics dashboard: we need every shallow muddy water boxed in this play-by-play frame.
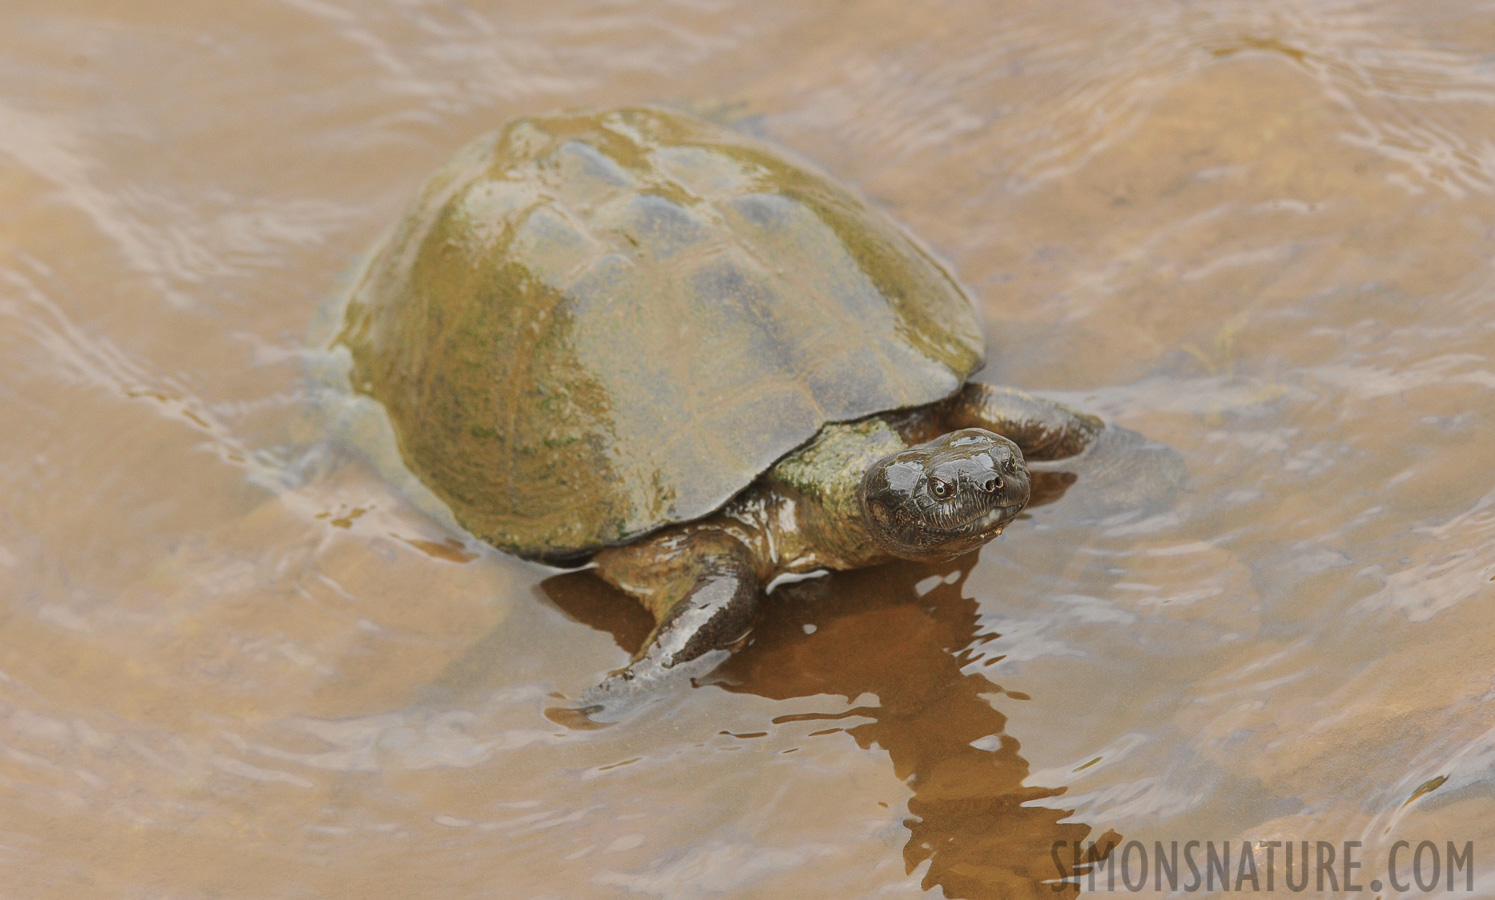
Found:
[3,1,1495,897]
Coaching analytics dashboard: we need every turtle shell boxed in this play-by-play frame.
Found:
[337,106,984,562]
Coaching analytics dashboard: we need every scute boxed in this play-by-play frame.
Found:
[337,106,984,561]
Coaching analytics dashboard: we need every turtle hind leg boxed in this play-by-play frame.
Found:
[573,531,762,722]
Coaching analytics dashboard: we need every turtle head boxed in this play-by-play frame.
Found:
[859,428,1030,561]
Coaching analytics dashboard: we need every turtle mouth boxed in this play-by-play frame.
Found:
[896,500,1025,562]
[945,501,1024,536]
[918,495,1025,539]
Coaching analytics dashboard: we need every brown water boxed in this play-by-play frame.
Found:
[4,1,1495,897]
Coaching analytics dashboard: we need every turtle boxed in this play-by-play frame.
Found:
[325,106,1105,717]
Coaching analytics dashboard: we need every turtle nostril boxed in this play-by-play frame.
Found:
[983,476,1001,493]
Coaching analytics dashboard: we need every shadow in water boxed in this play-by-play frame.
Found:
[542,505,1118,898]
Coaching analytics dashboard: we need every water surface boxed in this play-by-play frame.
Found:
[3,1,1495,897]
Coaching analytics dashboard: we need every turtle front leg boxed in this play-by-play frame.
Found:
[942,383,1103,460]
[577,530,762,719]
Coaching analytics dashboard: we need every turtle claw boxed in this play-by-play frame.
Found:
[549,649,732,727]
[577,669,656,722]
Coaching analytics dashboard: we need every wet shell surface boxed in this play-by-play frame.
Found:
[337,106,984,561]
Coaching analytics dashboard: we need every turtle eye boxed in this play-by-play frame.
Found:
[929,478,953,499]
[1002,457,1017,474]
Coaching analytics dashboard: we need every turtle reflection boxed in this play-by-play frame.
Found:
[722,559,1114,899]
[542,478,1113,899]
